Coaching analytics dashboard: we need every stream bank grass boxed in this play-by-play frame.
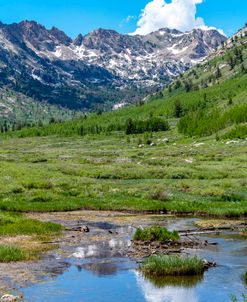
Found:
[242,229,247,235]
[141,255,205,277]
[0,212,62,262]
[0,212,62,236]
[133,226,179,241]
[0,245,28,262]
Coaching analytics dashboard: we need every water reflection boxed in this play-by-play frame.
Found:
[21,217,247,302]
[142,273,203,288]
[44,261,71,278]
[77,261,119,276]
[72,238,131,259]
[77,220,119,230]
[134,271,198,302]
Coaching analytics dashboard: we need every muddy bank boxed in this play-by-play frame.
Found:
[129,239,208,259]
[0,211,150,295]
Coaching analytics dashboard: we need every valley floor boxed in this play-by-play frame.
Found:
[0,131,246,300]
[0,131,246,216]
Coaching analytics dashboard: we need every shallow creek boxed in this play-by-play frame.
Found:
[2,212,247,302]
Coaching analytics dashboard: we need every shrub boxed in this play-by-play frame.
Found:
[149,191,170,201]
[12,186,24,194]
[133,226,179,241]
[178,105,247,137]
[125,117,169,135]
[222,125,247,139]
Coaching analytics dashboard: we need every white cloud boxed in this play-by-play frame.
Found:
[133,0,223,35]
[119,15,137,28]
[125,15,136,23]
[134,271,198,302]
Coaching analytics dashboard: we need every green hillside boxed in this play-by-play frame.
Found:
[0,88,83,132]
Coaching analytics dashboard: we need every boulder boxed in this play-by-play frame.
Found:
[1,295,18,302]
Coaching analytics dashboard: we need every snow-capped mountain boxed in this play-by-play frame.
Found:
[70,27,225,87]
[0,21,226,109]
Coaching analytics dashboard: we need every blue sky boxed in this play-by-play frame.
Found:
[0,0,246,37]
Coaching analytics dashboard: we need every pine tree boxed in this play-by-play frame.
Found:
[174,100,183,118]
[216,66,222,79]
[126,118,135,135]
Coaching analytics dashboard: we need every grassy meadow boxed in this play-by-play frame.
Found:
[0,130,246,217]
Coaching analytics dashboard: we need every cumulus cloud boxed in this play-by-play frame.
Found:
[133,0,222,35]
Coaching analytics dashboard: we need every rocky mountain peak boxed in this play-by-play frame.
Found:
[0,20,227,111]
[49,26,72,45]
[74,33,84,46]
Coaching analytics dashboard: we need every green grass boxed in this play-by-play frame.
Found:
[133,226,179,241]
[0,245,28,262]
[0,212,62,236]
[244,272,247,283]
[141,255,205,277]
[0,212,62,262]
[0,133,246,216]
[222,124,247,139]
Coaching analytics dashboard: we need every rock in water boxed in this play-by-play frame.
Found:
[82,226,90,233]
[203,260,217,269]
[1,294,18,302]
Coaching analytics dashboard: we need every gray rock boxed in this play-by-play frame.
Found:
[1,294,18,302]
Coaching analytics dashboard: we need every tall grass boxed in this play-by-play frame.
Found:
[141,255,205,277]
[133,226,180,241]
[0,245,28,262]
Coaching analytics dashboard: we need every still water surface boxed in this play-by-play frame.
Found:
[22,218,247,302]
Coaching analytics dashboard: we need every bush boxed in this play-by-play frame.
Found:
[178,105,247,137]
[149,191,170,201]
[222,125,247,139]
[133,226,179,241]
[126,117,169,135]
[141,255,205,277]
